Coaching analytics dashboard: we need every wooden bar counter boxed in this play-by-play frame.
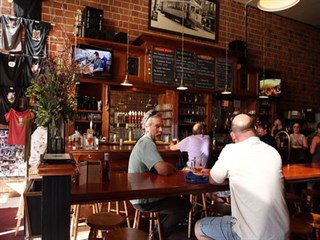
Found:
[66,143,224,172]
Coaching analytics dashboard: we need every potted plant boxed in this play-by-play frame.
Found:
[26,58,78,153]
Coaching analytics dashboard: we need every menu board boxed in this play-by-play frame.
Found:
[151,46,230,90]
[216,57,233,91]
[195,55,215,89]
[175,50,196,88]
[151,47,175,85]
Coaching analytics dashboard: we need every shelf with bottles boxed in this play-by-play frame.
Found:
[179,92,205,104]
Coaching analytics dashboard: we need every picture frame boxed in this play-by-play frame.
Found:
[149,0,219,42]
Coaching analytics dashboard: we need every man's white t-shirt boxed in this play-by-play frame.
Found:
[211,136,290,240]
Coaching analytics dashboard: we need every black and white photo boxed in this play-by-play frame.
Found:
[149,0,219,42]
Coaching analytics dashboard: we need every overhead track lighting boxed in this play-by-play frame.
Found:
[257,0,300,12]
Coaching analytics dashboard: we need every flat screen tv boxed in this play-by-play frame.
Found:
[73,45,113,79]
[259,78,281,97]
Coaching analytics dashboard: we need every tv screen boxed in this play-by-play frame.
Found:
[259,78,281,97]
[73,45,113,79]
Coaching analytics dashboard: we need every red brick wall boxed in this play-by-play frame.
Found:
[1,0,320,114]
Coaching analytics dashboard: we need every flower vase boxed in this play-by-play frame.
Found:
[47,119,65,153]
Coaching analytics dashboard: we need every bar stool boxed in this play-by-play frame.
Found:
[86,212,125,239]
[133,208,163,240]
[107,201,131,227]
[70,203,102,239]
[188,193,207,238]
[104,227,148,240]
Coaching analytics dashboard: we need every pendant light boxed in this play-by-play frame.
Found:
[221,21,231,95]
[121,5,133,87]
[259,33,269,99]
[176,0,188,91]
[257,0,299,12]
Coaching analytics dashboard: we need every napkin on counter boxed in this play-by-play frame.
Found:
[184,171,208,184]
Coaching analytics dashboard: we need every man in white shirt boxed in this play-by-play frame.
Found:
[195,114,289,240]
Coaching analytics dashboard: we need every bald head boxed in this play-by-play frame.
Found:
[192,122,205,135]
[231,114,255,142]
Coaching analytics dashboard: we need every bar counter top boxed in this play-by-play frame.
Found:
[65,142,224,154]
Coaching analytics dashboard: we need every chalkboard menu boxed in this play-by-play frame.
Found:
[151,47,175,85]
[195,55,215,89]
[176,50,196,88]
[216,57,233,91]
[151,46,231,90]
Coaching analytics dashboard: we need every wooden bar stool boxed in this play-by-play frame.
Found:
[188,193,207,238]
[70,203,102,240]
[107,201,131,227]
[104,227,148,240]
[86,212,125,239]
[133,208,163,240]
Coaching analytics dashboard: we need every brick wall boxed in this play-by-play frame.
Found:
[1,0,320,115]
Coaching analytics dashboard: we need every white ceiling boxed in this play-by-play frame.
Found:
[232,0,320,29]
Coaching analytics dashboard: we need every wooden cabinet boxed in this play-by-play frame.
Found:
[74,79,106,137]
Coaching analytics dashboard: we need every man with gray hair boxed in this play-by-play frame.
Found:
[195,114,289,240]
[128,109,191,240]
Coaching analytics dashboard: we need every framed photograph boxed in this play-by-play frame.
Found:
[149,0,219,42]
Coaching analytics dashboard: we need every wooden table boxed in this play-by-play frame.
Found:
[282,163,320,183]
[71,170,229,204]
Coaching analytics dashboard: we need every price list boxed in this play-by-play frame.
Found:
[151,46,222,90]
[195,55,215,89]
[216,57,233,90]
[175,50,196,87]
[152,47,175,85]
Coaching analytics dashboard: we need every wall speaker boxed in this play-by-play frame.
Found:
[114,32,127,44]
[229,40,247,65]
[82,6,103,39]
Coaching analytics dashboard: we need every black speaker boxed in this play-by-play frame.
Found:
[114,32,127,43]
[82,6,103,39]
[229,40,247,65]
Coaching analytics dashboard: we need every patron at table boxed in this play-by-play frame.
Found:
[195,114,289,240]
[128,110,191,240]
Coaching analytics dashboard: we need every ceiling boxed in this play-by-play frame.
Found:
[232,0,320,29]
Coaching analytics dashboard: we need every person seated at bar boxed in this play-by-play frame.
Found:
[290,122,309,163]
[310,122,320,163]
[255,121,277,149]
[170,122,228,203]
[271,118,286,136]
[194,114,289,240]
[169,122,210,169]
[128,110,191,240]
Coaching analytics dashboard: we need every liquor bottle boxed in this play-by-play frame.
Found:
[102,153,110,183]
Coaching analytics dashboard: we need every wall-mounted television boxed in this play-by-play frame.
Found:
[73,45,113,79]
[259,78,281,97]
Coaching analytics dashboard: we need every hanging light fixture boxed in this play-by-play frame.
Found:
[177,0,188,91]
[221,21,231,95]
[257,0,300,12]
[121,5,133,87]
[259,33,269,99]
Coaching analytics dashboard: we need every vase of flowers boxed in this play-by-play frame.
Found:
[26,58,78,153]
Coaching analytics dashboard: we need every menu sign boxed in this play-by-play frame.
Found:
[195,55,215,89]
[216,57,233,91]
[151,46,231,90]
[151,47,175,85]
[176,50,196,88]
